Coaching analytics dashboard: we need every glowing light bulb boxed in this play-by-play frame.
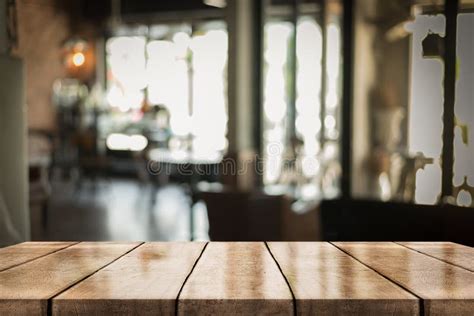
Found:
[72,52,85,67]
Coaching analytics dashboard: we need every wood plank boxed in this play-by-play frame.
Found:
[333,242,474,316]
[0,242,140,316]
[53,242,206,316]
[397,242,474,272]
[0,242,76,272]
[178,242,293,315]
[268,242,419,315]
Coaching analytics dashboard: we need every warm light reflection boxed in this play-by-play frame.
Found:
[72,52,85,67]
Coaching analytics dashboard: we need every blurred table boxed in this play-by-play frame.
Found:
[1,242,473,315]
[147,148,222,165]
[147,149,223,240]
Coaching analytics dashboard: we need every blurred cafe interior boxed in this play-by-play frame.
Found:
[0,0,473,246]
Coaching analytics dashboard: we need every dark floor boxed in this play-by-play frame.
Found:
[31,178,209,241]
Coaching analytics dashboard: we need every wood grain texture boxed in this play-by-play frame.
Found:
[0,242,140,316]
[333,242,474,316]
[53,242,206,316]
[0,242,76,272]
[267,242,419,315]
[178,242,293,315]
[397,242,474,272]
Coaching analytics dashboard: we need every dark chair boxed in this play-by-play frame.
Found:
[199,190,249,241]
[319,198,474,246]
[28,130,53,231]
[198,190,286,241]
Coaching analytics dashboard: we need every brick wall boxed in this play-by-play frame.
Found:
[13,0,71,131]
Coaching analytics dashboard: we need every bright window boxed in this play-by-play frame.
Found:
[105,22,228,155]
[262,8,342,201]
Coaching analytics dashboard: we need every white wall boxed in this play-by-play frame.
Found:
[0,0,30,245]
[0,0,7,53]
[0,56,29,244]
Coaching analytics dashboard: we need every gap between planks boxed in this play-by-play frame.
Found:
[0,242,80,273]
[394,241,474,273]
[174,241,209,316]
[264,241,298,316]
[46,242,145,316]
[174,241,422,316]
[174,242,297,316]
[37,241,463,316]
[329,242,425,316]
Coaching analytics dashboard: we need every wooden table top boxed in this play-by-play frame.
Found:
[0,242,473,316]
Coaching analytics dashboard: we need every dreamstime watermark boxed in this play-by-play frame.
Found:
[146,141,322,177]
